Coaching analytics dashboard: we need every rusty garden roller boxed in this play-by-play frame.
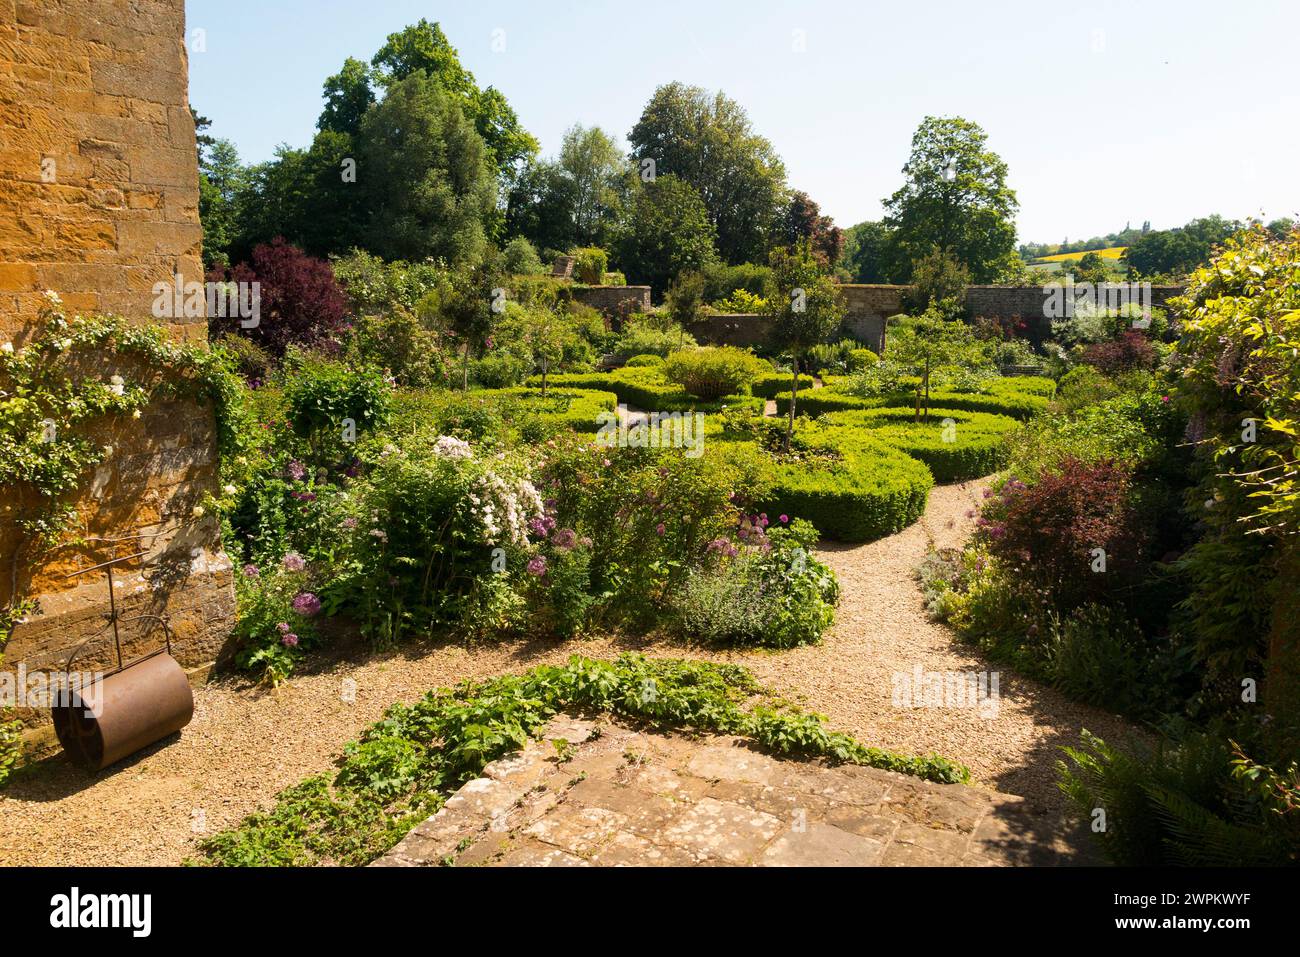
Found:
[50,553,194,771]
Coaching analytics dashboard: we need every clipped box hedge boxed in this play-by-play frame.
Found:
[821,407,1018,482]
[529,369,762,413]
[480,387,618,432]
[774,375,1054,421]
[756,431,933,542]
[752,372,816,399]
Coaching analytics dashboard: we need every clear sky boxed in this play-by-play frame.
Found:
[186,0,1299,245]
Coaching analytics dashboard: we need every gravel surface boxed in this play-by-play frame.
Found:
[0,477,1138,866]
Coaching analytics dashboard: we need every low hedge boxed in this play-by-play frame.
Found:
[774,375,1053,421]
[480,387,618,432]
[752,372,815,399]
[821,407,1018,482]
[529,369,762,413]
[757,430,933,542]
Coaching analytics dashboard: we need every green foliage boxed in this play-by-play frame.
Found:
[701,262,774,303]
[613,315,697,359]
[624,354,665,368]
[501,237,543,275]
[1058,730,1296,866]
[196,653,968,865]
[882,115,1019,283]
[358,71,498,264]
[618,174,718,295]
[822,406,1017,482]
[1124,215,1240,279]
[751,372,814,399]
[568,246,608,284]
[663,347,769,399]
[673,518,839,648]
[0,297,250,554]
[282,348,393,453]
[530,368,761,414]
[628,82,787,265]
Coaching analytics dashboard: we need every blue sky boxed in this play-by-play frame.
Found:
[186,0,1300,244]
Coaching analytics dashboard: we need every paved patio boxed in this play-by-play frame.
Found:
[373,715,1088,867]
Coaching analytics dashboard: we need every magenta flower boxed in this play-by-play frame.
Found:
[282,552,306,572]
[286,460,307,481]
[276,622,291,634]
[242,564,260,579]
[292,592,321,617]
[281,633,299,648]
[527,556,547,577]
[655,523,665,536]
[779,514,789,524]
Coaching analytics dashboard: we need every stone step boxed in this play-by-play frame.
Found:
[373,714,1091,867]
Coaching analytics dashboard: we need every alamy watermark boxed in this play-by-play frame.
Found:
[152,272,260,328]
[0,666,103,717]
[595,409,705,458]
[1042,279,1152,324]
[892,664,1000,719]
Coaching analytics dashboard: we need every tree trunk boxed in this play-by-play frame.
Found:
[786,354,799,452]
[461,342,470,391]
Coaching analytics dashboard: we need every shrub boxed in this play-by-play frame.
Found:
[712,288,769,313]
[845,359,912,397]
[333,249,451,316]
[848,348,879,371]
[701,261,774,303]
[532,369,763,413]
[673,518,838,648]
[614,316,696,359]
[752,372,814,399]
[751,429,934,542]
[233,557,322,684]
[477,387,617,433]
[568,246,608,284]
[346,307,449,388]
[502,236,544,275]
[282,348,393,455]
[218,238,350,356]
[1047,604,1180,715]
[213,333,274,384]
[663,346,769,399]
[602,271,627,286]
[624,354,665,368]
[1058,730,1298,866]
[1082,330,1157,374]
[978,457,1150,608]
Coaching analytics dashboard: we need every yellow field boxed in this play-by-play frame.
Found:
[1035,246,1127,263]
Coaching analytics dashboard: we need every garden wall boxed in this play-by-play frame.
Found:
[687,283,1185,352]
[0,0,235,733]
[571,285,651,326]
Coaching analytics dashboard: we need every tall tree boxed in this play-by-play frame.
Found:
[618,174,716,296]
[840,220,893,283]
[778,191,843,266]
[370,19,537,182]
[504,159,579,256]
[197,137,245,270]
[628,82,787,264]
[318,56,375,137]
[358,71,497,264]
[558,124,625,247]
[882,116,1018,283]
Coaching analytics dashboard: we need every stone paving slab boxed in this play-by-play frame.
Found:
[372,715,1088,867]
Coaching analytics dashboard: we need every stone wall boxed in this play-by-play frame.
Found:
[0,0,235,733]
[571,285,650,326]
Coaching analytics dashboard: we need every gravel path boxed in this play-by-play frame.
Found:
[0,477,1137,866]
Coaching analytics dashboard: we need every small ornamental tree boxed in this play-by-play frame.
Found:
[517,304,571,395]
[766,241,844,448]
[219,238,350,357]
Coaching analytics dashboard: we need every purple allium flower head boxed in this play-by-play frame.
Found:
[282,551,306,572]
[527,555,547,577]
[242,563,260,579]
[276,622,291,634]
[292,592,321,617]
[286,460,307,481]
[655,523,665,536]
[281,633,299,648]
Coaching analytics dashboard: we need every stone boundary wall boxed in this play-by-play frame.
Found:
[571,285,651,325]
[0,0,235,733]
[687,283,1184,352]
